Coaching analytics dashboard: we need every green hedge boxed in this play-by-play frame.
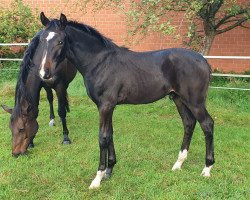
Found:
[0,0,41,56]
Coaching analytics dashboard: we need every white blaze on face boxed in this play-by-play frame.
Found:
[39,32,56,78]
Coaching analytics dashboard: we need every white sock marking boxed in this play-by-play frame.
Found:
[201,165,212,177]
[89,170,106,189]
[49,119,55,126]
[172,149,188,171]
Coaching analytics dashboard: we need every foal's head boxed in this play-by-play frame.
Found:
[38,12,68,81]
[2,103,38,157]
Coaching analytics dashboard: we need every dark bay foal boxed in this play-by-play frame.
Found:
[20,12,215,188]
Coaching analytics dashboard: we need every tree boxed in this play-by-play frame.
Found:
[0,0,41,56]
[75,0,250,55]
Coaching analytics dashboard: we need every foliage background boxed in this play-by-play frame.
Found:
[0,0,41,56]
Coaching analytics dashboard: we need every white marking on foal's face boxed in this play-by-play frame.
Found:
[39,32,57,79]
[46,32,56,41]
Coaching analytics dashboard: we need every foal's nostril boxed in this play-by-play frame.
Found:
[44,68,51,79]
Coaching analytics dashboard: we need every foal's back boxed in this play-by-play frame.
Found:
[104,48,210,105]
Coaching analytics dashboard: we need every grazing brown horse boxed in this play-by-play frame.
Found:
[8,12,215,189]
[2,31,76,156]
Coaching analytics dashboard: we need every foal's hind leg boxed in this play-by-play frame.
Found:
[55,83,71,145]
[44,86,56,126]
[188,104,214,177]
[172,96,196,171]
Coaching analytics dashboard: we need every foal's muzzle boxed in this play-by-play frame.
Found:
[42,68,51,79]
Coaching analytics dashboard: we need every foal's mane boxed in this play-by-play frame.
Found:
[68,20,130,50]
[68,21,115,48]
[48,19,128,50]
[14,32,41,116]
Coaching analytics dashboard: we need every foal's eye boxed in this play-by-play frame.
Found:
[58,41,63,45]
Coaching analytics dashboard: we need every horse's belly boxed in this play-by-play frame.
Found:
[120,81,170,104]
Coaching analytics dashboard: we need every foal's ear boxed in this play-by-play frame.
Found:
[1,105,13,114]
[40,12,50,26]
[59,13,67,30]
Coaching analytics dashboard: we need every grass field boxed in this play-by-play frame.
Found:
[0,72,249,199]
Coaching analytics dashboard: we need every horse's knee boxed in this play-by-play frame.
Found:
[99,134,112,148]
[58,108,66,118]
[201,116,214,134]
[184,118,196,133]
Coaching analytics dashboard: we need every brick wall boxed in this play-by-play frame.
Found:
[2,0,249,72]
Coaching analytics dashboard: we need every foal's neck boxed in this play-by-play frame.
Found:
[66,27,109,75]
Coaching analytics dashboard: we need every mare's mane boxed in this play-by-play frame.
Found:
[13,32,41,117]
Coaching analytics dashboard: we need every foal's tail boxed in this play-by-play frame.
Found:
[203,59,212,99]
[207,61,212,82]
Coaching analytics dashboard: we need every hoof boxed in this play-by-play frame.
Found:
[28,143,35,148]
[89,182,100,189]
[105,173,111,179]
[105,168,112,179]
[89,170,106,189]
[172,161,182,171]
[49,119,55,126]
[62,140,71,145]
[201,166,212,177]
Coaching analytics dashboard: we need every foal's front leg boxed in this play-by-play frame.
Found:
[89,103,116,189]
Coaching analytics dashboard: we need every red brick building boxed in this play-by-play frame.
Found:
[2,0,250,72]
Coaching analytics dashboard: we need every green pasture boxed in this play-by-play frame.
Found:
[0,70,249,199]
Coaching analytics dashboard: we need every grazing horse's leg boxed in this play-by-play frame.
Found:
[28,135,36,148]
[172,95,196,171]
[55,83,71,144]
[89,102,116,189]
[44,86,56,126]
[188,104,214,177]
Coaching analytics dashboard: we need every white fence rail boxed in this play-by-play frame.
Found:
[1,43,250,91]
[0,43,29,46]
[204,56,250,60]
